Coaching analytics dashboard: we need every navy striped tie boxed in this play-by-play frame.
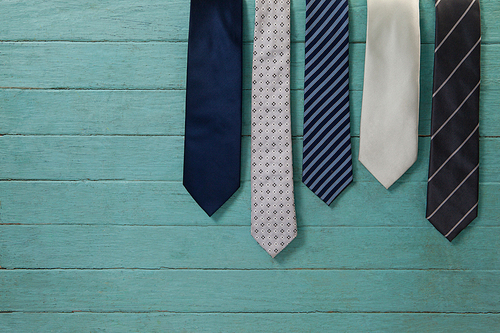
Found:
[303,0,353,205]
[427,0,481,241]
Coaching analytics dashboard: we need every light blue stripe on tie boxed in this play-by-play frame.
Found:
[303,111,350,166]
[303,0,352,205]
[306,6,348,58]
[304,135,352,185]
[304,45,349,101]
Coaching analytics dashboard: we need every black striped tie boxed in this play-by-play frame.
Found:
[303,0,352,205]
[427,0,481,241]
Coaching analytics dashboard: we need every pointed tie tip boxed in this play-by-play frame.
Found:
[357,158,399,190]
[253,232,297,259]
[183,182,233,217]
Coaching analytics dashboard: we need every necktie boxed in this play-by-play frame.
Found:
[358,0,421,189]
[303,0,353,205]
[426,0,481,241]
[183,0,242,216]
[251,0,297,257]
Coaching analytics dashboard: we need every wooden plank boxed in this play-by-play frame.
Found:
[0,181,498,227]
[1,313,499,333]
[0,43,499,91]
[0,42,189,90]
[2,86,500,136]
[2,0,500,44]
[1,225,500,270]
[0,90,187,136]
[1,136,499,183]
[2,270,500,312]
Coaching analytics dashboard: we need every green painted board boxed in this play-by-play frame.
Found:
[1,88,500,136]
[2,0,500,43]
[0,181,499,227]
[1,136,499,183]
[1,225,500,270]
[2,270,500,312]
[1,43,499,91]
[1,313,500,333]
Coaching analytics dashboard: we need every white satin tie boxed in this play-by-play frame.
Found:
[359,0,421,189]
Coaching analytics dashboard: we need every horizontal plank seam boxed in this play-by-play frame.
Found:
[0,179,458,184]
[0,87,315,92]
[0,40,443,45]
[0,87,307,91]
[0,224,496,229]
[0,87,194,91]
[0,87,497,92]
[1,40,499,45]
[1,134,498,138]
[1,180,499,185]
[2,268,500,271]
[1,310,500,314]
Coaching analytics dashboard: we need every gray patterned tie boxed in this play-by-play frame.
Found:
[251,0,297,258]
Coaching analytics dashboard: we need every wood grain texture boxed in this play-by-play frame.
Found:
[1,136,499,183]
[0,181,499,227]
[1,225,500,270]
[1,43,499,91]
[2,88,500,136]
[1,0,499,331]
[2,270,500,312]
[2,0,499,43]
[1,313,500,333]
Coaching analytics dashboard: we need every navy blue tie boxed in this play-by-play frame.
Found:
[303,0,353,205]
[183,0,242,216]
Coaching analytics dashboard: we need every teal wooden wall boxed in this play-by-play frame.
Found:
[1,0,499,331]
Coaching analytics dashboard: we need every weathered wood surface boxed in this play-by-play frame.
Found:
[0,181,499,227]
[1,43,499,91]
[1,0,499,331]
[2,0,499,43]
[1,136,499,183]
[1,225,500,269]
[2,270,500,312]
[2,88,500,136]
[1,313,500,333]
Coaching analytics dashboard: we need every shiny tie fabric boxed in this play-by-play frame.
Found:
[183,0,242,216]
[303,0,353,205]
[251,0,297,257]
[358,0,421,189]
[427,0,481,241]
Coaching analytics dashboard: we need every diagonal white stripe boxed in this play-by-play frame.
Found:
[435,0,443,6]
[444,202,478,237]
[435,0,476,52]
[433,37,481,97]
[428,124,479,182]
[427,164,479,220]
[432,81,480,140]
